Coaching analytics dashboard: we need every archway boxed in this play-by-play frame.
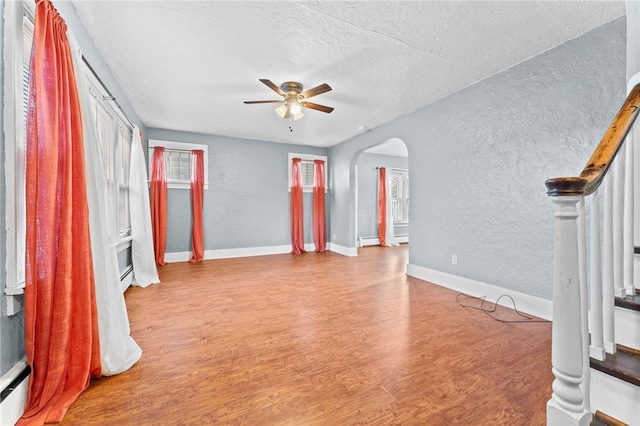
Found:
[352,138,409,249]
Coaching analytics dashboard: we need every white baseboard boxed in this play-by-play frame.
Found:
[406,263,553,321]
[358,235,409,247]
[0,357,29,426]
[164,245,293,263]
[327,243,358,257]
[164,243,359,263]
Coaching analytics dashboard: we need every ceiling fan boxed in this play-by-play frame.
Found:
[244,79,334,121]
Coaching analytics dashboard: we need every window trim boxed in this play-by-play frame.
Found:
[3,0,34,308]
[287,153,328,193]
[148,139,209,190]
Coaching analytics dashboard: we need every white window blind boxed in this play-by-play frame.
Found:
[166,149,191,183]
[300,161,315,187]
[287,153,328,193]
[147,139,209,190]
[85,68,134,244]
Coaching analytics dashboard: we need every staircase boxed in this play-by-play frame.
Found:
[546,84,640,425]
[590,291,640,425]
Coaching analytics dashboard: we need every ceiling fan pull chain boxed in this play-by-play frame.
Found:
[289,115,294,132]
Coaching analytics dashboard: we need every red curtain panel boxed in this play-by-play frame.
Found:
[189,150,205,262]
[19,0,102,423]
[313,160,326,252]
[378,167,387,247]
[150,146,168,266]
[290,158,306,254]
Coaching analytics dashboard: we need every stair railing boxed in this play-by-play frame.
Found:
[545,83,640,425]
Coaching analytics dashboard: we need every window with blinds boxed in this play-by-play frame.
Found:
[147,139,209,190]
[85,67,134,244]
[287,153,328,193]
[165,149,191,183]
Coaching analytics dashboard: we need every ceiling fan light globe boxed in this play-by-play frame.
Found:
[276,104,289,118]
[289,102,302,115]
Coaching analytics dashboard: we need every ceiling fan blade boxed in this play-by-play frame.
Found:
[244,100,283,104]
[300,101,334,113]
[298,83,332,100]
[259,79,285,96]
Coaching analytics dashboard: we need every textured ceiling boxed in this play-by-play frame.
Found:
[71,1,625,148]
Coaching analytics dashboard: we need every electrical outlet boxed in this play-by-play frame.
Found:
[332,233,336,240]
[451,254,458,265]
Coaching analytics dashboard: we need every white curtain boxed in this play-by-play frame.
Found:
[70,34,142,376]
[130,127,161,287]
[384,172,399,247]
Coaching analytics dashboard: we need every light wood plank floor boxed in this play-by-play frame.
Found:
[60,245,552,425]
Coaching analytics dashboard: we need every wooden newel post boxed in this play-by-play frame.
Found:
[545,178,592,425]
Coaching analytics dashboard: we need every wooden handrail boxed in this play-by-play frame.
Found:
[546,83,640,196]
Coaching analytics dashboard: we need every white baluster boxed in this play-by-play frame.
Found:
[577,198,590,411]
[613,153,627,297]
[602,173,617,354]
[624,132,636,295]
[547,195,591,426]
[589,189,605,361]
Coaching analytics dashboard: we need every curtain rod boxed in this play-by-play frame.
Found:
[374,167,408,172]
[81,56,135,128]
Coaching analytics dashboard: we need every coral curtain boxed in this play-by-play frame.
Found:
[19,1,101,423]
[129,128,161,286]
[384,171,400,247]
[290,158,306,254]
[69,33,142,375]
[377,167,388,247]
[313,159,326,252]
[189,150,205,263]
[150,146,168,266]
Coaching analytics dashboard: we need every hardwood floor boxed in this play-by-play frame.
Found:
[60,246,552,425]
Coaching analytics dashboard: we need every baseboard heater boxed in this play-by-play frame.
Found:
[359,235,409,247]
[0,357,30,425]
[120,264,134,293]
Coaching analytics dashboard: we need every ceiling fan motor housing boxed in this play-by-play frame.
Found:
[280,81,304,96]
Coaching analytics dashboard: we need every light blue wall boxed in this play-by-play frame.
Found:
[146,128,329,252]
[329,17,626,300]
[356,152,409,239]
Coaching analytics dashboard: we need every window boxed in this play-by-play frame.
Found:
[3,0,134,311]
[288,153,328,192]
[3,0,34,308]
[148,139,209,189]
[85,68,134,243]
[389,169,409,224]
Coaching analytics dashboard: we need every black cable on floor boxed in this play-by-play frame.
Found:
[456,293,548,323]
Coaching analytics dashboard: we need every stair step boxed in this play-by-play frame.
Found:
[591,410,629,426]
[614,289,640,312]
[591,344,640,387]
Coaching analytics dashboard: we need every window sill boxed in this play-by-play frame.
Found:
[4,293,24,316]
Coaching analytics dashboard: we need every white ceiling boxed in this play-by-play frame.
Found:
[71,1,625,149]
